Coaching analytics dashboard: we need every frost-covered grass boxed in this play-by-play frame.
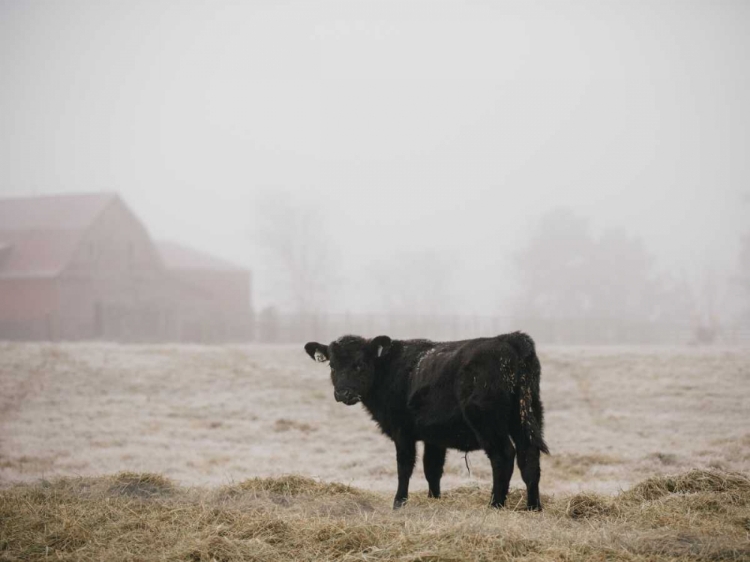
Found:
[1,342,748,495]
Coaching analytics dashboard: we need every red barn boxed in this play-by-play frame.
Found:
[0,192,252,342]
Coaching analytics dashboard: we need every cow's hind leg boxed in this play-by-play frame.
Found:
[463,404,515,508]
[423,443,446,498]
[514,433,542,510]
[486,436,515,508]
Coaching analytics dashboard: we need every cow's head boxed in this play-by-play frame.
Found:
[304,335,391,406]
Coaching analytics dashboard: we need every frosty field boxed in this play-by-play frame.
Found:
[1,342,750,562]
[1,342,748,495]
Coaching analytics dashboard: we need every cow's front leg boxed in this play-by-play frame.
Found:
[393,437,416,509]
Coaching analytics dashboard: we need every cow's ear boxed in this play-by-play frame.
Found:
[370,335,392,359]
[304,342,329,362]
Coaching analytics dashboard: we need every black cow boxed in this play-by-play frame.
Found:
[304,331,549,510]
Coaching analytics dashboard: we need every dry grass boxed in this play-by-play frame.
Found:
[624,469,750,501]
[1,469,749,561]
[229,475,354,495]
[563,492,620,519]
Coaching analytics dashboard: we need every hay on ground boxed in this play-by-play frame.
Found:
[1,469,749,562]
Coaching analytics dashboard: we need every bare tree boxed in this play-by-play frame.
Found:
[252,192,338,314]
[513,207,596,319]
[512,207,692,342]
[368,250,457,315]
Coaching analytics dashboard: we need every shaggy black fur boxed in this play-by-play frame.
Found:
[304,331,549,510]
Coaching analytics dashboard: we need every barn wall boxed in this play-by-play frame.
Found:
[54,272,252,343]
[68,198,164,275]
[168,270,253,341]
[56,274,171,341]
[49,198,169,341]
[1,198,254,343]
[0,278,60,340]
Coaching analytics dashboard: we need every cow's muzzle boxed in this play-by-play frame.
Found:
[334,389,361,405]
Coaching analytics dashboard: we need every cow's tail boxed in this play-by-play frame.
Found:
[507,332,550,455]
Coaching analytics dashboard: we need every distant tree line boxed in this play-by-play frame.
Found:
[512,207,691,325]
[252,199,749,345]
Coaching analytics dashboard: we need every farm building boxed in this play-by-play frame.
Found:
[0,192,252,342]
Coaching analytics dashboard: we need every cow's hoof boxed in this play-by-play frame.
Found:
[526,503,543,512]
[393,498,408,510]
[489,501,506,509]
[427,492,440,499]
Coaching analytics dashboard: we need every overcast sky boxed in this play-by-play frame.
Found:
[1,1,748,313]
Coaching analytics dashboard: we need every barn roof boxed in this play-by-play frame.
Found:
[0,192,117,278]
[157,241,245,272]
[0,192,116,230]
[0,192,244,279]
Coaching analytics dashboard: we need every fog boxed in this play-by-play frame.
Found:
[1,1,749,337]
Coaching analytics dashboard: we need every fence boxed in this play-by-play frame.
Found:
[255,311,750,346]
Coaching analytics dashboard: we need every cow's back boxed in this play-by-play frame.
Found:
[404,337,522,450]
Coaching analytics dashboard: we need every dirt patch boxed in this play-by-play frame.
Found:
[108,472,175,498]
[273,418,316,433]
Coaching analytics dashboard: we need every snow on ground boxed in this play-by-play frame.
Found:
[0,342,748,496]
